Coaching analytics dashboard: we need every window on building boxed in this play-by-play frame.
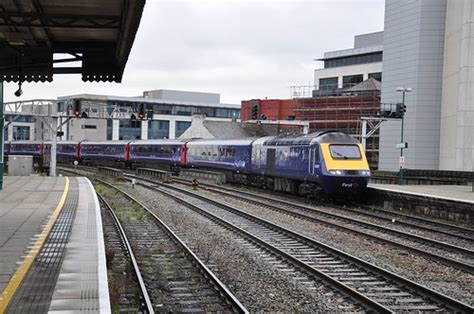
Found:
[342,74,364,88]
[174,106,193,116]
[215,108,229,118]
[107,119,113,140]
[119,120,141,140]
[368,72,382,82]
[199,107,215,117]
[13,126,30,140]
[81,125,97,129]
[154,104,172,114]
[175,121,191,138]
[148,120,170,139]
[324,52,382,68]
[319,77,338,90]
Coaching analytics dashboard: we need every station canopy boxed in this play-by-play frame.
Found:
[0,0,145,83]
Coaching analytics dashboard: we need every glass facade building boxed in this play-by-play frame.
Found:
[324,52,382,68]
[175,121,191,138]
[58,92,240,141]
[13,126,30,140]
[119,120,141,140]
[148,120,170,139]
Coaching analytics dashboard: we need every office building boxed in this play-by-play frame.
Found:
[378,0,474,171]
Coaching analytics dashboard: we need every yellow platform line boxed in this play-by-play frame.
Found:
[0,177,70,314]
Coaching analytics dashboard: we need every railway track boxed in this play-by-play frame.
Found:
[59,166,474,273]
[98,193,154,313]
[95,179,248,313]
[172,177,474,273]
[178,177,474,242]
[130,176,473,313]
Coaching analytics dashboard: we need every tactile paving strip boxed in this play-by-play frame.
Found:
[6,178,79,313]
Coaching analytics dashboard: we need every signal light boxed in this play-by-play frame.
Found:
[73,100,81,117]
[395,103,406,118]
[138,103,146,120]
[251,103,259,120]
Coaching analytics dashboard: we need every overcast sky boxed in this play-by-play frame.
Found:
[4,0,385,104]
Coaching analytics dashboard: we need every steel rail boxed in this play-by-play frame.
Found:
[97,193,155,313]
[174,181,474,274]
[174,178,473,257]
[96,179,249,314]
[132,177,474,313]
[176,177,474,242]
[348,202,474,241]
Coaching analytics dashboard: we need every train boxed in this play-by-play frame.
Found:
[3,131,371,196]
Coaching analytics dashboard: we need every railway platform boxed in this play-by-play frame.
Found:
[368,183,474,204]
[367,183,474,224]
[0,176,110,313]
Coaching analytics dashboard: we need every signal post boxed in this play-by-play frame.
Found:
[1,82,3,190]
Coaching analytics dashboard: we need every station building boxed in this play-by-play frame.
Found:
[57,89,241,141]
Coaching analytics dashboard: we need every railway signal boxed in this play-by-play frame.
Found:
[251,103,259,120]
[138,103,146,120]
[73,99,81,117]
[395,103,406,118]
[73,99,87,118]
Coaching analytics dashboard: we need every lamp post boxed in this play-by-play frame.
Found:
[396,87,412,185]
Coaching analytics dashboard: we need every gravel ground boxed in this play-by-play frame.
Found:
[203,186,473,265]
[118,182,358,312]
[190,185,474,306]
[214,184,473,249]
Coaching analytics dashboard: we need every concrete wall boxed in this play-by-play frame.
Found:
[143,89,220,103]
[379,0,446,170]
[354,31,384,48]
[67,118,107,141]
[439,0,474,171]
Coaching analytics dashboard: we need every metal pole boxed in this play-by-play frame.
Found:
[399,91,405,185]
[0,81,3,190]
[49,116,57,177]
[361,119,367,150]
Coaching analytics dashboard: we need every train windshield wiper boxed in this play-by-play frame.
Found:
[333,151,349,159]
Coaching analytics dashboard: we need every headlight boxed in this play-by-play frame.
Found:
[335,170,342,175]
[329,170,336,175]
[329,170,343,175]
[360,170,371,176]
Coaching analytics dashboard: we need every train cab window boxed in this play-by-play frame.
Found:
[329,145,361,159]
[314,147,320,162]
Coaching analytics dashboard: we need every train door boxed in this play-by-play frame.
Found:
[180,144,187,166]
[308,144,320,175]
[266,148,276,173]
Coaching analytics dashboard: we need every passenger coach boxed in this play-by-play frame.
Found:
[129,139,186,172]
[80,141,130,167]
[186,138,255,181]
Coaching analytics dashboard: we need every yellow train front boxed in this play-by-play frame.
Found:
[315,132,371,195]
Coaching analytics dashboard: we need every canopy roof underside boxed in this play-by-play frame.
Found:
[0,0,145,82]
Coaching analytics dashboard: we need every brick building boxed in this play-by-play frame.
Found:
[241,79,381,169]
